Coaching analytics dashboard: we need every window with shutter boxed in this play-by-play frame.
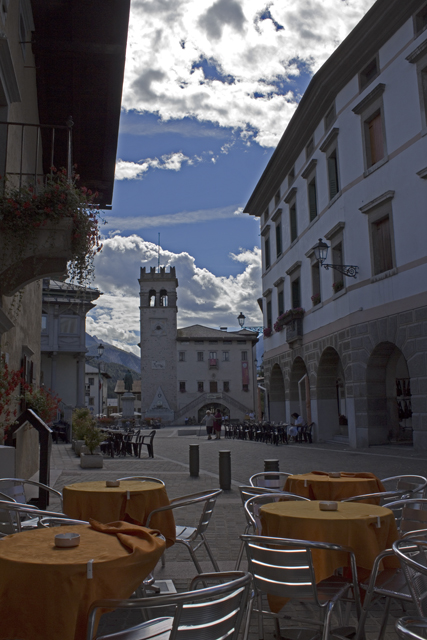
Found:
[292,278,301,309]
[290,203,297,242]
[266,300,272,328]
[372,216,393,274]
[367,112,384,166]
[327,151,339,199]
[265,236,271,270]
[311,263,321,304]
[422,67,427,115]
[275,222,282,257]
[278,288,284,316]
[308,179,317,221]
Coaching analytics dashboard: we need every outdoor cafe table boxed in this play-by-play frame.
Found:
[0,522,166,640]
[260,499,399,612]
[284,471,385,501]
[63,480,176,547]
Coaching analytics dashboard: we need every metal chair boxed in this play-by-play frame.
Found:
[396,616,427,640]
[0,500,79,533]
[393,538,427,617]
[244,491,310,534]
[38,517,90,527]
[0,477,63,510]
[235,485,282,570]
[116,476,165,486]
[241,534,360,640]
[146,489,222,573]
[137,430,156,458]
[249,471,292,490]
[87,571,252,640]
[381,475,427,499]
[341,489,408,505]
[354,501,427,640]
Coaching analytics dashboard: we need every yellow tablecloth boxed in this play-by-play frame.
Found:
[63,480,175,546]
[284,472,385,501]
[260,500,399,612]
[0,523,165,640]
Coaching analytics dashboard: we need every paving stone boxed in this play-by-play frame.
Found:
[49,429,427,639]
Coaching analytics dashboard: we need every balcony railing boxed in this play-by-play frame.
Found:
[0,117,73,191]
[209,359,218,369]
[286,318,303,345]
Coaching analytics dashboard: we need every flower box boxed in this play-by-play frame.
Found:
[263,327,272,338]
[333,281,344,294]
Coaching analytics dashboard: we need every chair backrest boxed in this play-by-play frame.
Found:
[386,499,427,536]
[396,616,427,640]
[249,472,292,490]
[393,538,427,617]
[88,571,252,640]
[342,490,406,505]
[195,489,222,536]
[116,476,165,485]
[0,500,72,532]
[245,492,310,533]
[0,478,63,509]
[242,534,318,601]
[382,476,427,500]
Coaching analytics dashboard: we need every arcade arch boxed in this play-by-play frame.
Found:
[289,357,310,422]
[366,342,411,444]
[317,347,346,441]
[269,364,286,423]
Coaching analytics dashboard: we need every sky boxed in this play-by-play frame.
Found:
[87,0,377,356]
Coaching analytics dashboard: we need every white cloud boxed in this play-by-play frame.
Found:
[104,204,247,230]
[123,0,376,147]
[115,151,192,180]
[88,235,262,352]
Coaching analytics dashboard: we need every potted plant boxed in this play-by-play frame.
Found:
[263,327,273,337]
[72,407,92,456]
[0,167,103,294]
[0,355,24,443]
[311,293,321,306]
[274,319,284,332]
[80,425,104,468]
[333,280,344,294]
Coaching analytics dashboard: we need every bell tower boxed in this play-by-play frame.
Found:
[139,266,178,423]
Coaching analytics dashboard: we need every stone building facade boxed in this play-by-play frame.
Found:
[245,0,427,448]
[139,267,257,424]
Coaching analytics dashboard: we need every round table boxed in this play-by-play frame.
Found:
[63,480,175,546]
[284,472,385,501]
[260,500,399,583]
[0,523,165,640]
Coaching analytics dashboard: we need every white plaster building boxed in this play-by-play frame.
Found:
[41,280,101,422]
[244,0,427,448]
[85,364,110,417]
[139,267,257,424]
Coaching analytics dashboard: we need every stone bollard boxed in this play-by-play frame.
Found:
[264,459,280,472]
[219,450,231,490]
[264,459,280,489]
[189,444,199,477]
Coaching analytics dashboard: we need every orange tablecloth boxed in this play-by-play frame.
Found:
[63,480,175,546]
[0,523,165,640]
[284,472,385,501]
[260,500,399,612]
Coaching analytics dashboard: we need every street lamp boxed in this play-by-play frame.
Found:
[312,238,359,278]
[237,312,246,328]
[97,343,104,417]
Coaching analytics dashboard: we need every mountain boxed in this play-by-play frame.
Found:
[86,334,141,398]
[85,333,140,371]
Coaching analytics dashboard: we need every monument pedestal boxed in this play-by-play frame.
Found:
[121,392,135,418]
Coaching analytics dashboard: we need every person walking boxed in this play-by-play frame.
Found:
[201,410,214,440]
[213,409,222,440]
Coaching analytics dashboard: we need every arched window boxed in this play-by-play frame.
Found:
[149,289,156,307]
[159,289,168,307]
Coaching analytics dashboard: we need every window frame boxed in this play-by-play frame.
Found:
[241,351,248,361]
[413,2,427,37]
[324,221,346,293]
[222,351,230,361]
[223,381,230,393]
[197,351,204,362]
[359,191,397,280]
[179,381,186,393]
[352,83,387,176]
[197,381,204,393]
[359,55,379,92]
[406,40,427,133]
[178,351,186,362]
[320,128,340,203]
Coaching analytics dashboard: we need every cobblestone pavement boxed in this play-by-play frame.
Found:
[49,429,424,639]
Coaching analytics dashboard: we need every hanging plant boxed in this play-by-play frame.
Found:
[263,327,273,337]
[23,386,60,425]
[0,355,24,441]
[0,167,104,287]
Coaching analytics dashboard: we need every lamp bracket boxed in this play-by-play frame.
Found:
[320,262,358,278]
